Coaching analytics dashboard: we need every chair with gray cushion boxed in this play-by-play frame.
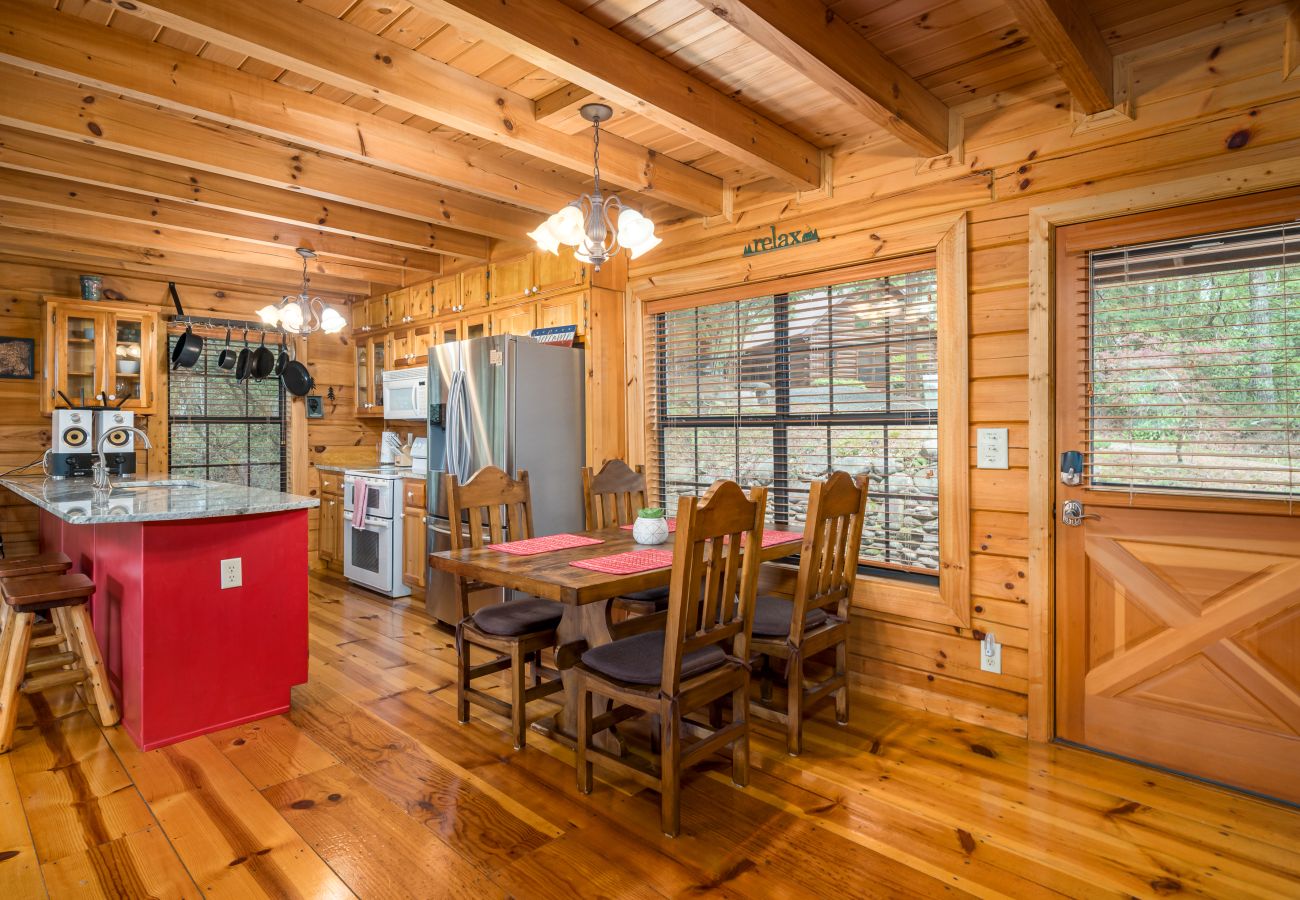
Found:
[573,479,767,837]
[580,460,669,614]
[751,471,868,755]
[446,466,565,750]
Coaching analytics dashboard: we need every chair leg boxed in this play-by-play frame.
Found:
[576,686,593,795]
[456,640,471,725]
[731,678,749,788]
[834,640,850,725]
[659,699,681,837]
[67,604,118,727]
[0,603,12,646]
[529,650,542,688]
[786,649,804,756]
[0,612,34,753]
[708,697,725,729]
[759,658,774,703]
[510,643,528,750]
[0,605,14,687]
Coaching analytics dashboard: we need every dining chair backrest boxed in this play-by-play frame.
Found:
[581,460,648,529]
[661,480,767,695]
[789,471,869,641]
[444,466,534,551]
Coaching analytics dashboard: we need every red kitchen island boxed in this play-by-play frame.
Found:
[2,476,317,750]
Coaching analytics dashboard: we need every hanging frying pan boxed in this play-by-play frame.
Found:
[216,328,237,370]
[280,341,314,397]
[235,330,253,383]
[168,283,203,369]
[251,331,276,380]
[273,332,289,377]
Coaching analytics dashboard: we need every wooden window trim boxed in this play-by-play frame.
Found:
[638,218,970,628]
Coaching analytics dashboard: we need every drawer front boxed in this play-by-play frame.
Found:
[403,478,426,510]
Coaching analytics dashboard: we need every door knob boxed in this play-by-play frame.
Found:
[1061,500,1100,527]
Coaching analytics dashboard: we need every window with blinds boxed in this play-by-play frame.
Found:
[1087,221,1300,498]
[647,265,940,575]
[167,328,287,491]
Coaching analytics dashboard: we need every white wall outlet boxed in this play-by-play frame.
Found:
[980,632,1002,674]
[977,427,1009,469]
[220,557,242,589]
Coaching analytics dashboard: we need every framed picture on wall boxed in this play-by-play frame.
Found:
[0,336,35,379]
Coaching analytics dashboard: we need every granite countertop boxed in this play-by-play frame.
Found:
[0,476,319,525]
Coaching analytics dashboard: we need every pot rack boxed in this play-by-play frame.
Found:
[166,314,291,336]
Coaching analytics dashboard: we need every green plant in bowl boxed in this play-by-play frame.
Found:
[638,507,666,518]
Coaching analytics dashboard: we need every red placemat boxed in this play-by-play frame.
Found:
[570,548,674,575]
[740,529,804,548]
[619,517,677,533]
[487,533,605,556]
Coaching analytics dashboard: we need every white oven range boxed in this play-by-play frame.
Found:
[342,468,412,598]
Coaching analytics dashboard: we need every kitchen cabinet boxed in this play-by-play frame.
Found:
[389,287,411,324]
[408,282,434,320]
[42,300,159,414]
[537,289,588,336]
[489,248,586,306]
[390,324,432,368]
[458,266,489,313]
[354,334,386,415]
[489,253,535,305]
[432,275,458,316]
[491,302,537,337]
[318,470,344,568]
[366,294,389,330]
[401,477,426,590]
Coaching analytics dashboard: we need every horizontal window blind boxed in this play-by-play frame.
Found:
[1086,221,1300,498]
[647,266,940,574]
[167,326,288,491]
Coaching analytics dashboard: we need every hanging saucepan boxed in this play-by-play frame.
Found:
[216,328,237,370]
[280,341,314,397]
[168,283,203,369]
[273,332,289,377]
[251,332,276,381]
[235,330,254,383]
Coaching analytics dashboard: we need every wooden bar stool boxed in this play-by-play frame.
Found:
[0,572,118,752]
[0,552,72,643]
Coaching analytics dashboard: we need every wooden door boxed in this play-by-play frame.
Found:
[490,303,537,337]
[537,289,587,335]
[409,282,434,320]
[408,324,433,362]
[459,267,489,312]
[1055,191,1300,805]
[389,287,411,324]
[48,304,105,411]
[489,253,533,305]
[104,310,156,412]
[319,494,340,563]
[463,312,489,341]
[432,275,458,316]
[366,295,388,329]
[401,505,426,589]
[534,246,586,296]
[435,318,462,345]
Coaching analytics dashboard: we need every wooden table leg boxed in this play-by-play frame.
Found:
[532,599,622,753]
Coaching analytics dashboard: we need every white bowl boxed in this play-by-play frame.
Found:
[117,360,141,375]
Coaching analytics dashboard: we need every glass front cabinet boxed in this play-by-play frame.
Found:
[43,300,159,414]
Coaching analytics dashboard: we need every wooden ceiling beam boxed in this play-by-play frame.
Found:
[698,0,949,158]
[533,84,596,132]
[0,128,482,261]
[0,66,533,241]
[1003,0,1114,114]
[115,0,726,216]
[0,170,445,274]
[408,0,822,190]
[0,201,409,288]
[0,230,371,296]
[0,2,575,221]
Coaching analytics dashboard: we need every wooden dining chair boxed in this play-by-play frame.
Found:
[573,479,767,837]
[751,471,868,755]
[445,466,565,749]
[581,460,668,615]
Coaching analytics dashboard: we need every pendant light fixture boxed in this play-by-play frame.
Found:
[527,104,661,270]
[257,248,347,336]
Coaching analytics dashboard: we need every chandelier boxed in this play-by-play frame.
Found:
[257,248,347,335]
[527,104,661,270]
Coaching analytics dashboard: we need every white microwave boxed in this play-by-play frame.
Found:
[381,368,427,420]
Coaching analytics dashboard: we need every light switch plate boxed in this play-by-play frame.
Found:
[980,633,1003,674]
[220,557,242,589]
[977,427,1009,469]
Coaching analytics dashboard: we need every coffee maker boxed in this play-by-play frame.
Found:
[49,406,138,479]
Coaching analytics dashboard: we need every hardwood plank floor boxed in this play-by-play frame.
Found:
[2,570,1297,899]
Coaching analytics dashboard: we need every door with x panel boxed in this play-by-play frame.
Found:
[1055,189,1300,804]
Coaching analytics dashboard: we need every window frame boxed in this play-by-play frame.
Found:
[638,220,970,628]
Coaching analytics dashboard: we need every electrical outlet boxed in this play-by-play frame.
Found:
[980,632,1002,674]
[220,558,242,589]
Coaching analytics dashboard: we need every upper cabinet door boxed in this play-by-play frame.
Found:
[389,288,411,324]
[432,276,458,316]
[459,267,489,312]
[408,282,433,321]
[104,311,156,412]
[533,246,586,296]
[537,290,588,336]
[50,306,105,411]
[366,295,388,329]
[489,254,533,306]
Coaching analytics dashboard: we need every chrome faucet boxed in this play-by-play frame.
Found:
[92,426,153,491]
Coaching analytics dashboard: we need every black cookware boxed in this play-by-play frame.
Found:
[251,332,276,381]
[273,333,289,377]
[280,342,314,397]
[168,283,203,369]
[216,328,237,370]
[235,330,253,383]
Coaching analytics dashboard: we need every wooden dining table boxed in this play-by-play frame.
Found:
[427,525,801,747]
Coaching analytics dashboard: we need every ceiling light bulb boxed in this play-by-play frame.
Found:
[320,307,347,334]
[527,221,561,255]
[278,302,304,333]
[553,204,586,246]
[256,304,282,326]
[627,233,662,260]
[617,208,653,247]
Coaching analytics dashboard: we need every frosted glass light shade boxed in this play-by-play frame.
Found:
[256,304,281,326]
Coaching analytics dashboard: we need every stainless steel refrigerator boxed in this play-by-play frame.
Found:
[423,334,586,625]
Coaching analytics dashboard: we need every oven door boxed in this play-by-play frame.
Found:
[344,477,394,520]
[344,515,394,593]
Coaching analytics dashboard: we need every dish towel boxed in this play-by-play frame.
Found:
[351,481,369,529]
